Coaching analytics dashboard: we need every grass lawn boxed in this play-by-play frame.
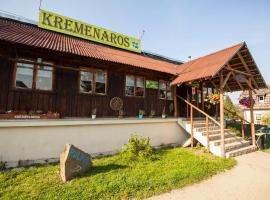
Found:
[0,147,236,200]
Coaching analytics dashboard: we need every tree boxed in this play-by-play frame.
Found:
[262,112,270,125]
[224,95,237,119]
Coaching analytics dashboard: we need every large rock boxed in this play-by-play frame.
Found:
[60,144,92,182]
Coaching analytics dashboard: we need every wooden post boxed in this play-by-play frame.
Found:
[249,90,256,145]
[190,105,194,148]
[220,74,225,158]
[173,85,178,117]
[241,120,245,141]
[206,117,210,152]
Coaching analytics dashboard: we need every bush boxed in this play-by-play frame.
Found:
[121,134,153,161]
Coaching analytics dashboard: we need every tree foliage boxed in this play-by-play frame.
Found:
[262,112,270,125]
[224,96,237,119]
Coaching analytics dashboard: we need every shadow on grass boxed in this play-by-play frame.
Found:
[78,163,128,178]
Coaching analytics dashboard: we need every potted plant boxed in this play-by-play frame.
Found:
[239,97,255,108]
[138,109,145,119]
[91,108,97,119]
[149,110,156,118]
[162,107,167,118]
[118,109,124,118]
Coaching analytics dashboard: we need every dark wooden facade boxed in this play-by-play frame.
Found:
[0,43,176,118]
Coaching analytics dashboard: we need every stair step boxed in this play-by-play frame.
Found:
[226,145,257,157]
[193,123,217,128]
[196,126,221,132]
[209,133,235,141]
[201,129,231,136]
[225,140,251,151]
[213,137,243,146]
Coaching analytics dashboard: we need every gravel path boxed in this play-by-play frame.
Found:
[148,151,270,200]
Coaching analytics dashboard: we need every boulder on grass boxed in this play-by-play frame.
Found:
[60,144,92,182]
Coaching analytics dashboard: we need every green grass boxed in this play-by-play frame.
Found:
[0,147,236,200]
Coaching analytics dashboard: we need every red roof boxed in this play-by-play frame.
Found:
[0,18,178,74]
[171,43,244,85]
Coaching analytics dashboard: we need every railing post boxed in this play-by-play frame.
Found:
[190,105,194,148]
[249,89,256,146]
[241,120,245,141]
[220,74,225,158]
[206,116,210,152]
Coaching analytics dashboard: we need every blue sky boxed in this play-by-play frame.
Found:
[1,0,270,102]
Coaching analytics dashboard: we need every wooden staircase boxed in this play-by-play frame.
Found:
[178,118,257,157]
[176,95,257,158]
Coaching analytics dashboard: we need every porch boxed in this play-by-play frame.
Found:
[172,42,267,158]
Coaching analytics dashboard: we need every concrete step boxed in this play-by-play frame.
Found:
[193,123,217,128]
[196,126,221,132]
[201,129,231,136]
[213,137,243,146]
[226,145,257,157]
[225,140,251,151]
[209,133,235,141]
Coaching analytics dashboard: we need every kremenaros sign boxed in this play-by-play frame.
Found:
[38,10,141,53]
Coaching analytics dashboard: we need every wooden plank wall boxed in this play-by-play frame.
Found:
[0,47,175,118]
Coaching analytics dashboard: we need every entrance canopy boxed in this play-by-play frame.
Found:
[171,42,267,92]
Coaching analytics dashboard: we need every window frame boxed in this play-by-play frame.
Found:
[159,80,173,100]
[78,68,107,95]
[258,95,265,103]
[13,59,55,92]
[125,74,145,98]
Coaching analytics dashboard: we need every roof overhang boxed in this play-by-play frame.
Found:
[171,42,267,92]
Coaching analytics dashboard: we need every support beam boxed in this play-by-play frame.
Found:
[173,85,178,117]
[225,66,251,77]
[220,72,225,158]
[227,65,244,90]
[221,72,232,88]
[237,52,259,89]
[245,78,257,94]
[249,90,256,146]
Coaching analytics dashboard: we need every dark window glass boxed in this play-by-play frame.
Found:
[95,70,106,94]
[80,71,93,93]
[36,65,53,90]
[159,81,166,99]
[15,63,34,89]
[136,76,145,97]
[125,75,135,96]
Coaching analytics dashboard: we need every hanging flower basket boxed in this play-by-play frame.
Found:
[239,97,255,108]
[205,93,220,105]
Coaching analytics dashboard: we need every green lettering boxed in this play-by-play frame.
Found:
[42,12,53,26]
[74,22,84,34]
[93,28,100,39]
[117,35,124,45]
[101,31,109,42]
[123,37,130,47]
[64,19,73,32]
[110,33,117,44]
[84,25,92,37]
[54,16,63,29]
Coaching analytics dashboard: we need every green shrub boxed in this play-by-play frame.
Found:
[121,134,153,161]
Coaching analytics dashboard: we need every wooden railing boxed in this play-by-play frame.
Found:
[224,107,250,141]
[177,95,221,151]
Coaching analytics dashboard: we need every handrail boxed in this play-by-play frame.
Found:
[224,107,250,124]
[177,95,221,126]
[177,95,220,151]
[224,107,248,141]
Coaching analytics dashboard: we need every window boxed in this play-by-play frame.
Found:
[159,81,172,100]
[79,69,107,95]
[15,60,53,91]
[258,95,265,103]
[125,75,145,97]
[95,70,107,94]
[15,63,34,89]
[80,71,93,93]
[36,65,53,90]
[256,114,262,121]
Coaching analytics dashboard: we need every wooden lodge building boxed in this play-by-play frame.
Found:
[0,13,268,167]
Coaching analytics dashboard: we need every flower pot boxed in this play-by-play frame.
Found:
[91,115,96,119]
[162,114,167,119]
[138,114,144,119]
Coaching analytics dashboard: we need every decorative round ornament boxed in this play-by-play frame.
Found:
[110,97,123,111]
